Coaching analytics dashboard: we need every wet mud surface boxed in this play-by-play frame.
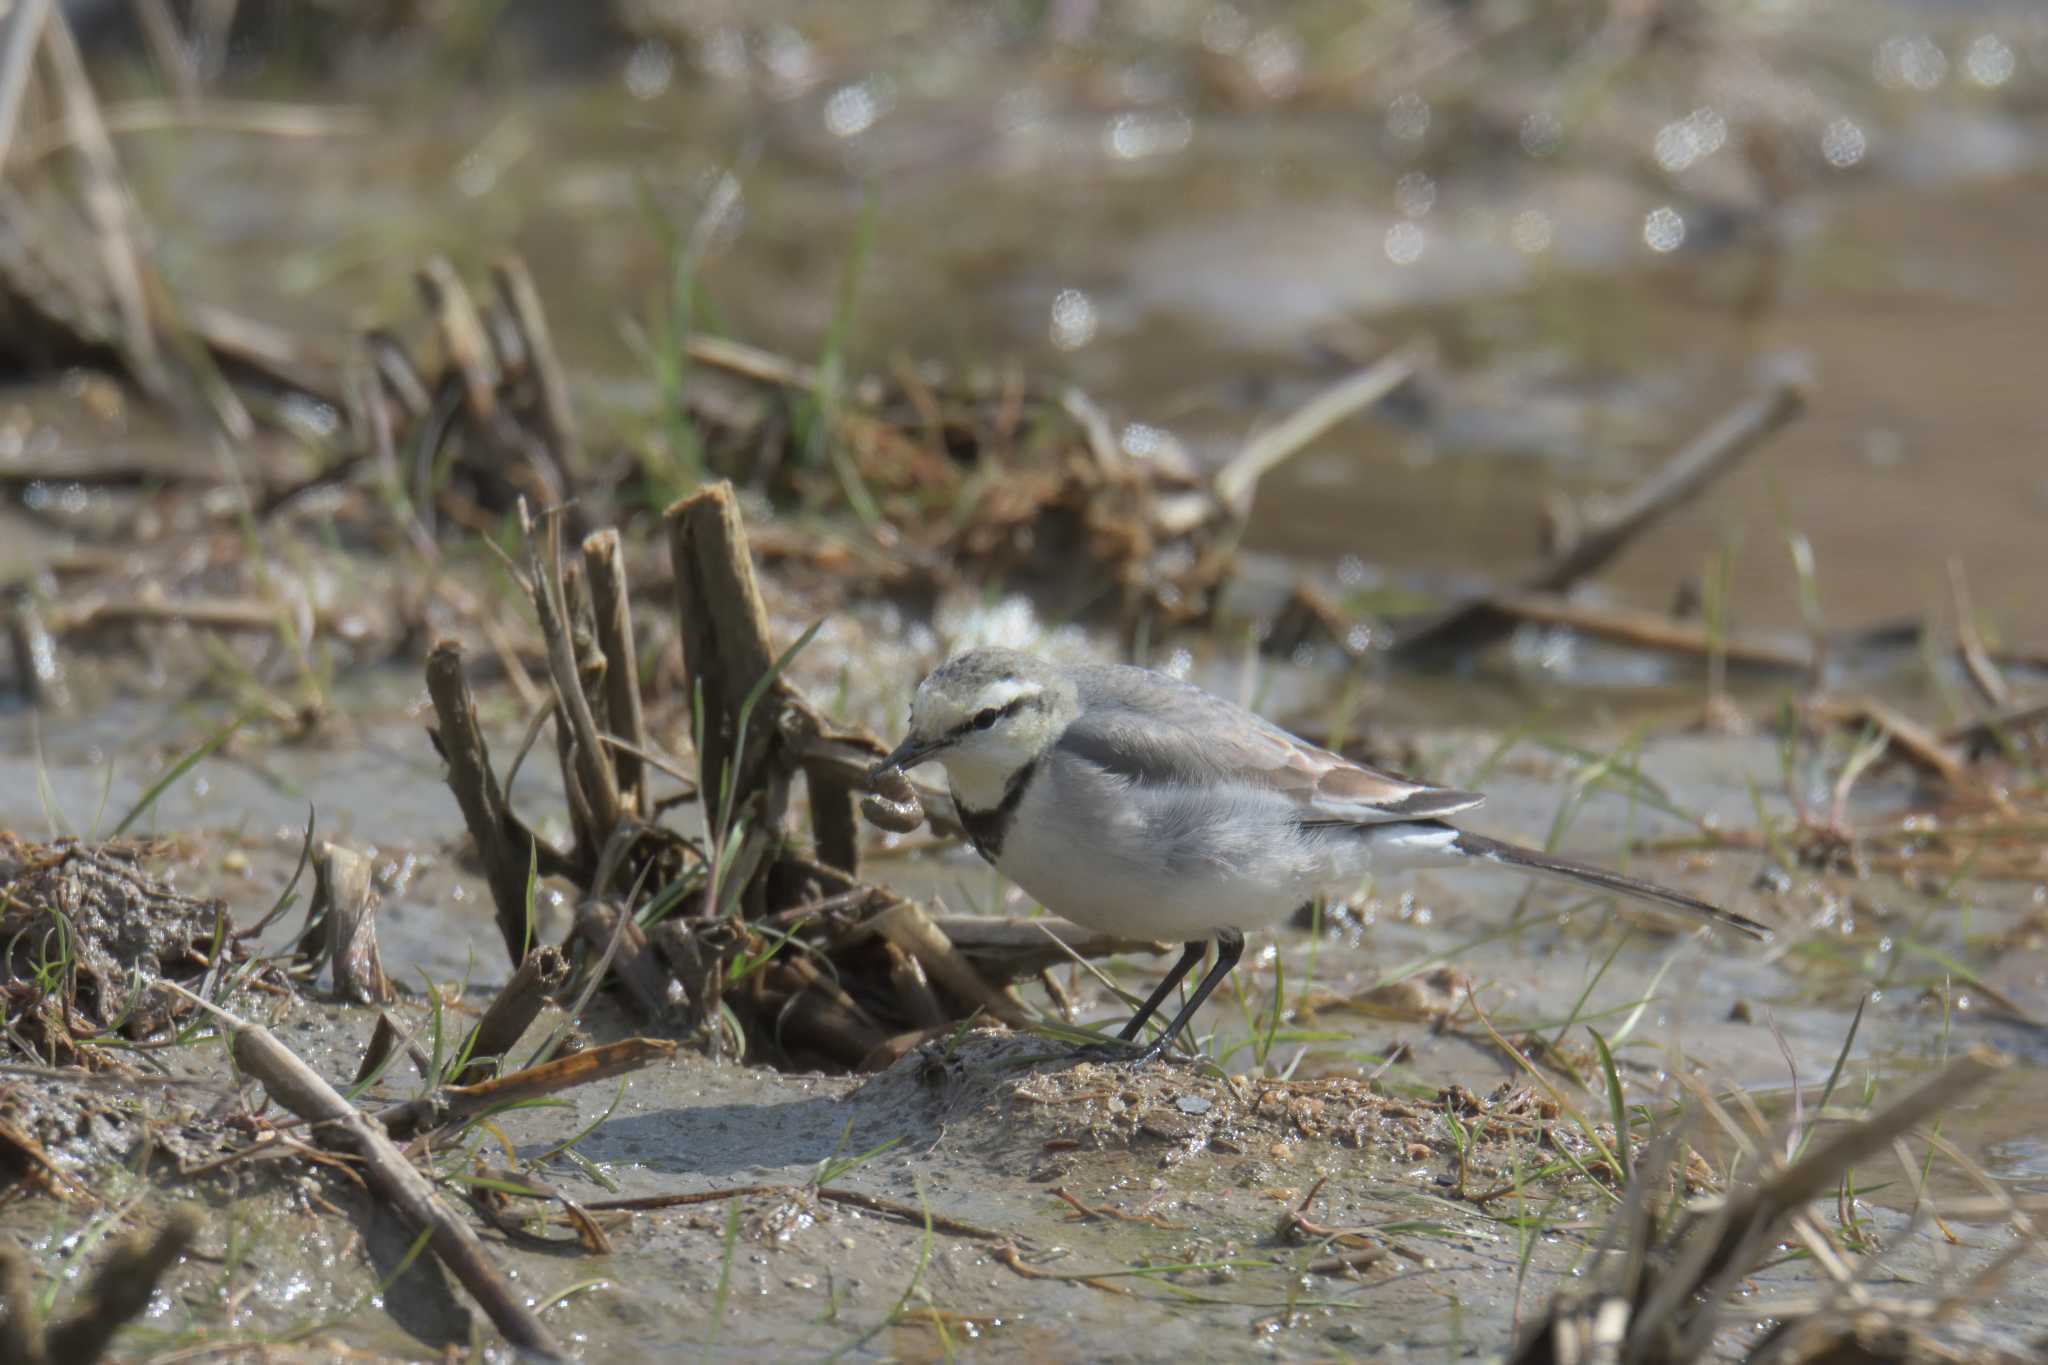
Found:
[4,1,2048,1359]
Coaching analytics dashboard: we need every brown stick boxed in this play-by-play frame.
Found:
[1948,558,2012,709]
[0,0,51,168]
[523,506,626,864]
[745,960,889,1067]
[1635,1048,2009,1351]
[41,5,166,395]
[456,943,568,1084]
[573,898,676,1019]
[1806,696,1972,789]
[1475,591,1810,671]
[666,481,792,840]
[1214,344,1422,515]
[425,640,540,965]
[43,594,293,634]
[1397,380,1807,660]
[806,760,862,875]
[353,1009,429,1088]
[929,915,1170,983]
[7,602,66,709]
[365,326,432,419]
[379,1037,675,1141]
[581,529,649,819]
[867,901,1031,1027]
[301,842,391,1005]
[416,255,500,422]
[883,940,948,1029]
[129,0,199,104]
[183,988,567,1360]
[492,256,582,472]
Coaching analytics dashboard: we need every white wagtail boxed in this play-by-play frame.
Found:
[873,647,1768,1064]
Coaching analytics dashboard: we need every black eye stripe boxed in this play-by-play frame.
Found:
[948,694,1033,739]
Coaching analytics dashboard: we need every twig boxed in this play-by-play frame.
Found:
[425,640,544,964]
[456,943,568,1084]
[1948,558,2012,709]
[882,940,947,1029]
[929,914,1169,983]
[1052,1186,1187,1229]
[378,1037,675,1142]
[0,0,51,168]
[666,480,794,839]
[524,503,625,858]
[12,98,373,165]
[7,602,66,709]
[1804,696,1972,789]
[864,901,1031,1027]
[992,1243,1133,1296]
[1468,591,1810,671]
[573,897,675,1019]
[352,1009,429,1088]
[416,255,500,421]
[1397,379,1807,660]
[684,333,819,390]
[492,256,582,472]
[1634,1048,2010,1359]
[1214,343,1422,515]
[163,982,568,1360]
[581,529,648,819]
[1060,385,1125,476]
[296,842,390,1005]
[129,0,199,103]
[43,594,297,634]
[41,4,166,395]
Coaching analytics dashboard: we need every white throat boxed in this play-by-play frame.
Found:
[940,749,1030,812]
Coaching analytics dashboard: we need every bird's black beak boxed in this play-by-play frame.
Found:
[871,733,945,781]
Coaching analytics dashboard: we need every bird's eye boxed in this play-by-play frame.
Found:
[971,707,1002,730]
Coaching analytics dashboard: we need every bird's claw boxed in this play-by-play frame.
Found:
[1067,1037,1177,1067]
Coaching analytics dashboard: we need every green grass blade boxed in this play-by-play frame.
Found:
[114,714,244,837]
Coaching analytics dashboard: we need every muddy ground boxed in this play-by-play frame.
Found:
[3,1,2048,1361]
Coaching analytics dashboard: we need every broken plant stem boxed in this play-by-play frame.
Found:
[159,980,568,1361]
[581,528,649,819]
[523,502,626,863]
[425,640,544,964]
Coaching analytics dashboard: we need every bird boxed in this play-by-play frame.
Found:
[872,647,1768,1065]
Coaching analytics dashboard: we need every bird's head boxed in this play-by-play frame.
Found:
[872,648,1077,807]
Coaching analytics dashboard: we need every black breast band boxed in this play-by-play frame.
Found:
[955,759,1038,862]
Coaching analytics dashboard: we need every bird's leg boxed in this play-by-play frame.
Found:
[1067,938,1207,1062]
[1117,940,1209,1041]
[1130,929,1245,1066]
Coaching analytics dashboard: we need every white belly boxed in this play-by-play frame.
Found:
[982,762,1459,942]
[993,809,1307,940]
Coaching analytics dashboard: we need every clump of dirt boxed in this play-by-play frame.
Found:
[0,833,247,1047]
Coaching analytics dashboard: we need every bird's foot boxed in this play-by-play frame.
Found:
[1067,1036,1178,1067]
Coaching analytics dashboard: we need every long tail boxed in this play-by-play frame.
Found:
[1451,831,1770,940]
